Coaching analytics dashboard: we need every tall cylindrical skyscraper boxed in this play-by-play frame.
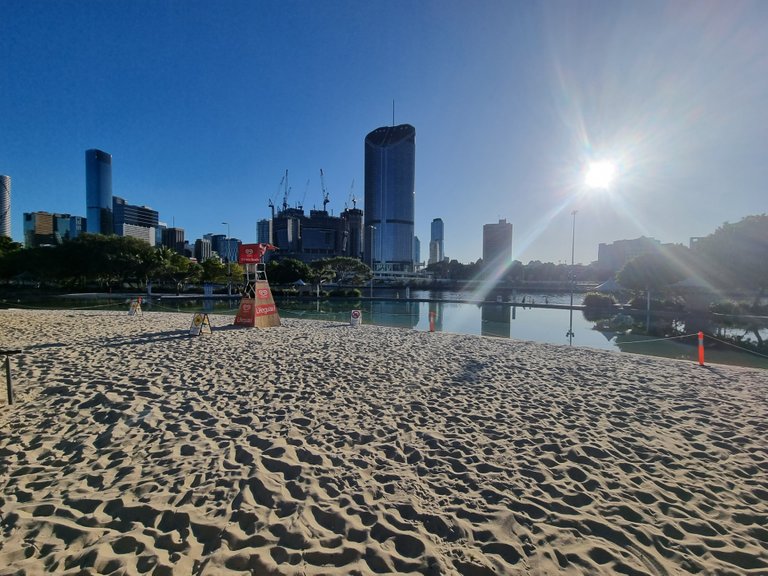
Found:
[364,124,416,272]
[0,175,10,238]
[430,217,444,264]
[85,149,113,234]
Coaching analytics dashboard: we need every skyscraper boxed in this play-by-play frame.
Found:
[85,149,113,234]
[163,227,186,254]
[113,196,159,245]
[483,219,513,278]
[0,175,10,238]
[430,218,444,264]
[364,124,416,272]
[257,218,273,245]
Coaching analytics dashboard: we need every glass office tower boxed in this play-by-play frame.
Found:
[430,217,444,264]
[85,149,113,234]
[364,124,415,272]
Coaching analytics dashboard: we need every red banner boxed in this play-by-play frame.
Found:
[238,243,276,264]
[255,304,277,316]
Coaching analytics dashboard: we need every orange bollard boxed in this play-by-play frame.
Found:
[429,311,436,332]
[698,331,705,366]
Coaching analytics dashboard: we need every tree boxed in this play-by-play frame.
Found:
[0,236,22,258]
[692,214,768,299]
[266,258,311,284]
[617,251,685,293]
[0,238,29,281]
[310,257,372,285]
[200,257,229,284]
[148,246,200,291]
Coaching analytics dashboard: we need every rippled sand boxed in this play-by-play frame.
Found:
[0,309,766,575]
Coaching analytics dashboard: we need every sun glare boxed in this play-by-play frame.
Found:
[585,161,617,190]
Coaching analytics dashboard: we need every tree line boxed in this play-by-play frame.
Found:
[615,214,768,301]
[1,214,765,299]
[0,234,372,291]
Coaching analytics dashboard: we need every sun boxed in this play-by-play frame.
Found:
[585,160,617,190]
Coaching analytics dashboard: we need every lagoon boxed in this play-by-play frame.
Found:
[4,290,767,369]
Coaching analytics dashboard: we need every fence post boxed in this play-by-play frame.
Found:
[698,331,705,366]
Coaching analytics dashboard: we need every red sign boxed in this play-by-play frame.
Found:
[238,243,276,264]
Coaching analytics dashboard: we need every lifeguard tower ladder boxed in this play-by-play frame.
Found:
[234,250,281,328]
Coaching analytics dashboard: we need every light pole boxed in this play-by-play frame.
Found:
[566,210,577,345]
[222,221,231,296]
[369,225,376,299]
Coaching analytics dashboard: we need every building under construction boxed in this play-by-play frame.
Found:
[269,206,363,263]
[267,170,364,263]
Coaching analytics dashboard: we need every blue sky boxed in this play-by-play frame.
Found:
[2,0,766,264]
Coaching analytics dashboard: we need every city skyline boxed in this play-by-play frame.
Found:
[2,1,767,264]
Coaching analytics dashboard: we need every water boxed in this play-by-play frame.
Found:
[3,293,766,369]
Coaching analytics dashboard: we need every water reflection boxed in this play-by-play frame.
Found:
[481,304,511,338]
[8,294,764,367]
[369,299,420,329]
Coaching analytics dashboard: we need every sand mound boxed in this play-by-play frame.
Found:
[0,309,766,575]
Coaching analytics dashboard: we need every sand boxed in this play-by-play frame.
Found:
[0,309,766,575]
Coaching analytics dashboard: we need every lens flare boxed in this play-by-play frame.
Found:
[585,161,617,189]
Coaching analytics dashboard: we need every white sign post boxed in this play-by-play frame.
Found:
[350,309,362,327]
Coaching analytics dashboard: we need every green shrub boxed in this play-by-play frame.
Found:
[582,292,617,308]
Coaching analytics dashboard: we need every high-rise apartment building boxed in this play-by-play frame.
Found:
[85,149,113,235]
[364,124,416,272]
[0,175,11,238]
[430,218,444,264]
[483,219,513,278]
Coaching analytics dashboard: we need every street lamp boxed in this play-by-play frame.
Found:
[570,159,616,345]
[222,221,231,296]
[369,225,376,299]
[566,210,577,345]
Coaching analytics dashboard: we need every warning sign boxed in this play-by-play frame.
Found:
[128,298,142,316]
[350,309,362,327]
[189,313,212,336]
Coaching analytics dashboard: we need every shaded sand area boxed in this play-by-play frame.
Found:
[1,309,766,575]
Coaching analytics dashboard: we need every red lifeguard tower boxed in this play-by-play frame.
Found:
[234,243,280,328]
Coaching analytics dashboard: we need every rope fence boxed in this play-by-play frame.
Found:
[615,333,699,345]
[3,300,766,364]
[617,330,768,362]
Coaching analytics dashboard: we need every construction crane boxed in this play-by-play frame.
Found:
[320,169,330,212]
[300,179,310,210]
[345,179,355,210]
[268,170,286,220]
[282,169,290,212]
